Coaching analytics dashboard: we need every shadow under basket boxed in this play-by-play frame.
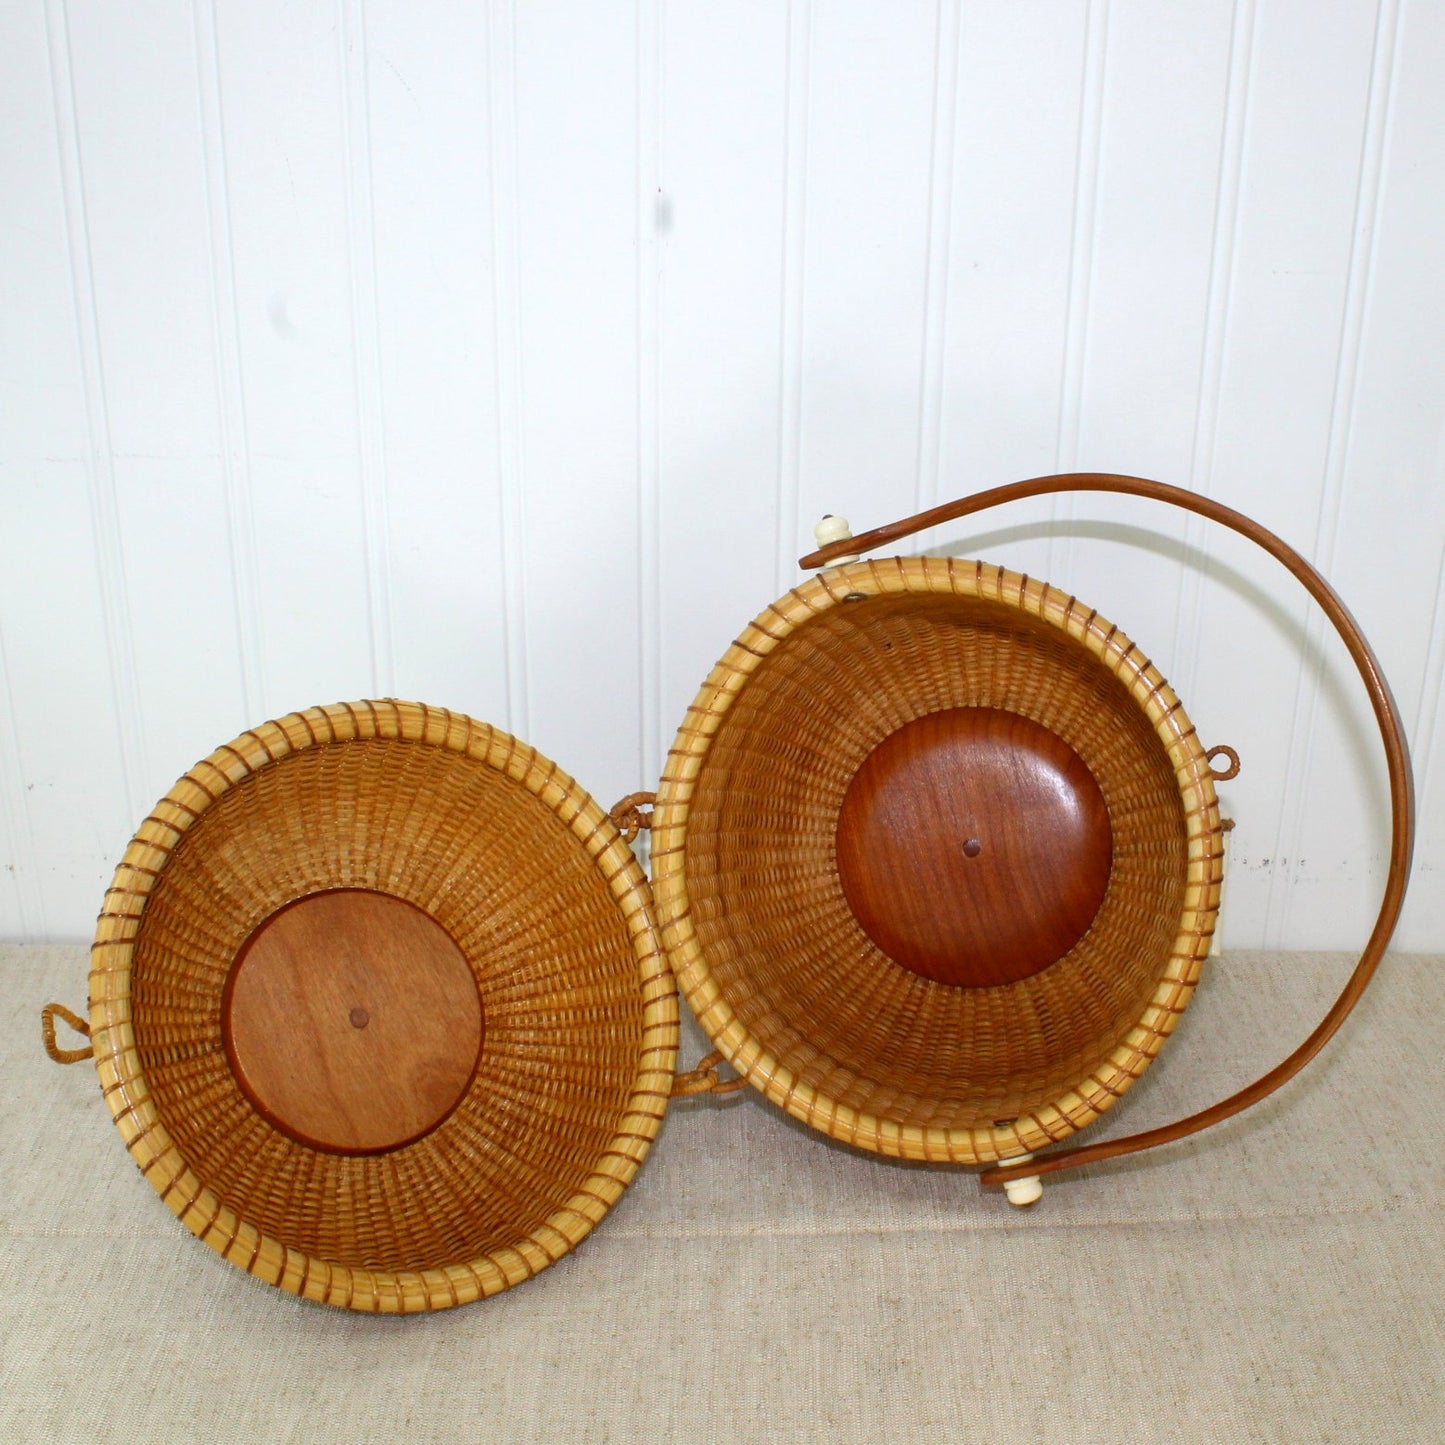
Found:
[44,474,1413,1312]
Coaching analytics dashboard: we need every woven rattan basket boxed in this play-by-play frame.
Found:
[62,701,678,1312]
[652,553,1226,1167]
[650,477,1411,1198]
[44,475,1413,1308]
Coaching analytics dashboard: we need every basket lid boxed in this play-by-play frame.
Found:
[89,700,677,1313]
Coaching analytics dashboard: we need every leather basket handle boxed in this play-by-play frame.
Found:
[801,472,1415,1190]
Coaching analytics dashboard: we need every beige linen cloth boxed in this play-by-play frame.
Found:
[3,944,1440,1443]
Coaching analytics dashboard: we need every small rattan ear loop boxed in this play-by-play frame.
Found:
[802,473,1415,1196]
[41,1002,92,1064]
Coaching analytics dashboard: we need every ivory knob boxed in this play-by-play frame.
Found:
[812,514,860,566]
[1001,1153,1044,1208]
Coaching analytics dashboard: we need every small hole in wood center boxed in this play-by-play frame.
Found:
[349,1007,370,1029]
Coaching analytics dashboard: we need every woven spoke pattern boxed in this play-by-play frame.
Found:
[653,559,1223,1165]
[90,701,678,1312]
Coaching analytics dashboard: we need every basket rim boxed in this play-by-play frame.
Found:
[89,699,679,1314]
[650,557,1224,1165]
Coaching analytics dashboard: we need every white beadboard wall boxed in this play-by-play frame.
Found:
[1,0,1442,950]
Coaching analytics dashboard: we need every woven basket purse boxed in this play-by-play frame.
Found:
[44,475,1413,1309]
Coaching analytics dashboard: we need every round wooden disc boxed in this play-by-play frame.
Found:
[222,890,483,1154]
[835,708,1112,988]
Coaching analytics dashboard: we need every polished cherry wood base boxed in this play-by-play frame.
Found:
[222,889,483,1154]
[835,707,1112,988]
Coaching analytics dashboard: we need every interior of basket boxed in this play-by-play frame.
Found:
[127,736,647,1273]
[683,592,1190,1131]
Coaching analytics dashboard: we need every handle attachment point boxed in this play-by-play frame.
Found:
[672,1048,748,1098]
[609,791,656,843]
[812,514,859,567]
[999,1153,1044,1207]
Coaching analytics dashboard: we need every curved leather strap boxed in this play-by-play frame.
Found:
[800,472,1415,1189]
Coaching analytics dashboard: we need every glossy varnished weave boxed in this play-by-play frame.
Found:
[652,558,1224,1165]
[89,701,678,1312]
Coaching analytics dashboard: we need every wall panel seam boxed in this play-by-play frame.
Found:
[636,0,663,784]
[44,0,149,823]
[1050,0,1108,581]
[914,0,960,515]
[192,0,264,718]
[1172,0,1257,713]
[774,0,811,593]
[339,0,395,698]
[486,0,529,738]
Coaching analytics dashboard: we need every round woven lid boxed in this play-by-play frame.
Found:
[89,701,677,1313]
[652,557,1224,1166]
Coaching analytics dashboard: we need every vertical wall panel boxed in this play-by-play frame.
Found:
[774,0,810,592]
[358,1,510,724]
[1388,0,1445,951]
[656,0,791,764]
[1271,0,1404,947]
[0,0,90,938]
[338,0,395,697]
[1286,0,1445,951]
[0,1,137,936]
[193,0,265,725]
[913,0,960,523]
[792,5,942,562]
[1263,0,1401,950]
[931,0,1091,580]
[508,4,643,807]
[635,0,663,783]
[483,0,530,740]
[64,0,250,802]
[211,0,373,712]
[1045,2,1237,669]
[1189,0,1386,950]
[44,0,152,825]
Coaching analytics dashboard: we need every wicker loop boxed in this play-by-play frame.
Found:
[609,791,657,843]
[671,1049,747,1098]
[41,1002,92,1064]
[1206,744,1241,781]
